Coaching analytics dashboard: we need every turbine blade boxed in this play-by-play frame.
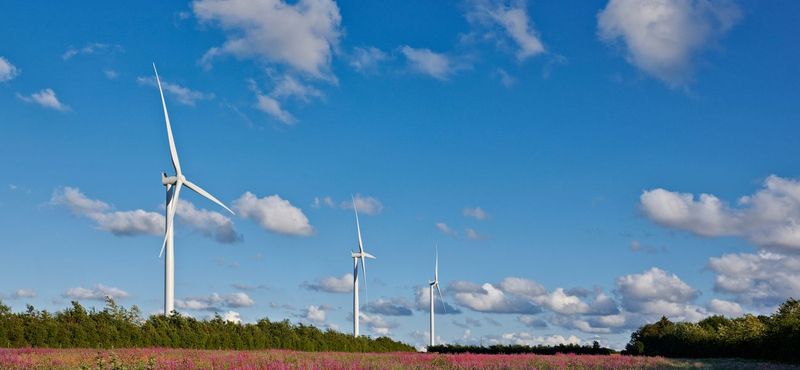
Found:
[435,244,439,282]
[352,195,364,254]
[153,63,182,176]
[436,283,446,314]
[183,179,234,215]
[160,181,183,256]
[159,184,179,257]
[361,256,368,304]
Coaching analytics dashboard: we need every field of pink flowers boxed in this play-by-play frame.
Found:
[0,348,796,370]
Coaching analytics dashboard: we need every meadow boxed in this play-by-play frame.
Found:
[1,348,797,370]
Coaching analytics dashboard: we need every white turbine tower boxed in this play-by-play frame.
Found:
[350,196,375,336]
[429,244,446,347]
[153,63,234,316]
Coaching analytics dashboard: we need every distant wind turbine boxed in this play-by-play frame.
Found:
[351,196,375,336]
[153,63,234,316]
[429,244,446,347]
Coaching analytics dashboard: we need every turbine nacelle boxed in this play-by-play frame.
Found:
[162,172,178,186]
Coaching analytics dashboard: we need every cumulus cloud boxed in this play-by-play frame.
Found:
[436,223,459,238]
[175,200,242,243]
[498,277,618,316]
[298,305,329,326]
[463,206,490,220]
[62,284,131,301]
[176,292,255,311]
[357,312,399,335]
[707,251,800,308]
[452,282,540,314]
[192,0,342,79]
[707,298,744,317]
[400,46,458,80]
[17,89,70,111]
[50,187,239,241]
[460,331,581,347]
[0,56,20,82]
[340,194,384,215]
[597,0,741,86]
[350,46,389,73]
[640,176,800,254]
[615,267,706,321]
[301,274,353,293]
[414,286,462,314]
[137,77,214,106]
[11,289,37,299]
[233,192,314,236]
[221,311,242,323]
[464,0,546,60]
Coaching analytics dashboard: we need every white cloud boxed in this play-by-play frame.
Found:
[62,284,131,301]
[233,192,314,236]
[50,187,111,214]
[175,199,241,243]
[137,77,214,106]
[247,78,297,124]
[357,312,399,335]
[62,43,123,60]
[192,0,342,79]
[463,206,490,220]
[707,298,743,317]
[176,292,255,311]
[400,46,456,80]
[615,267,706,322]
[299,305,328,326]
[340,194,384,215]
[221,311,242,323]
[640,175,800,254]
[436,222,459,238]
[453,282,540,314]
[465,0,546,60]
[50,187,239,241]
[465,228,487,241]
[461,331,581,347]
[413,286,461,314]
[0,56,20,82]
[104,70,118,80]
[616,267,698,306]
[17,89,70,111]
[707,251,800,307]
[597,0,741,86]
[497,277,618,316]
[11,289,37,299]
[301,274,353,293]
[350,46,389,73]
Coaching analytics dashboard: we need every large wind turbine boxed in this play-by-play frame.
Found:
[350,196,375,336]
[153,63,234,316]
[429,245,446,347]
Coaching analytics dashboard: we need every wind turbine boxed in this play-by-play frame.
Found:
[350,196,375,336]
[153,63,234,316]
[429,244,446,347]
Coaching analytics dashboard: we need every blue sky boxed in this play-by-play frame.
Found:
[2,0,800,350]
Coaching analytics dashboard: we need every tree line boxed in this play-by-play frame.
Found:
[428,341,615,355]
[623,298,800,362]
[0,298,415,352]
